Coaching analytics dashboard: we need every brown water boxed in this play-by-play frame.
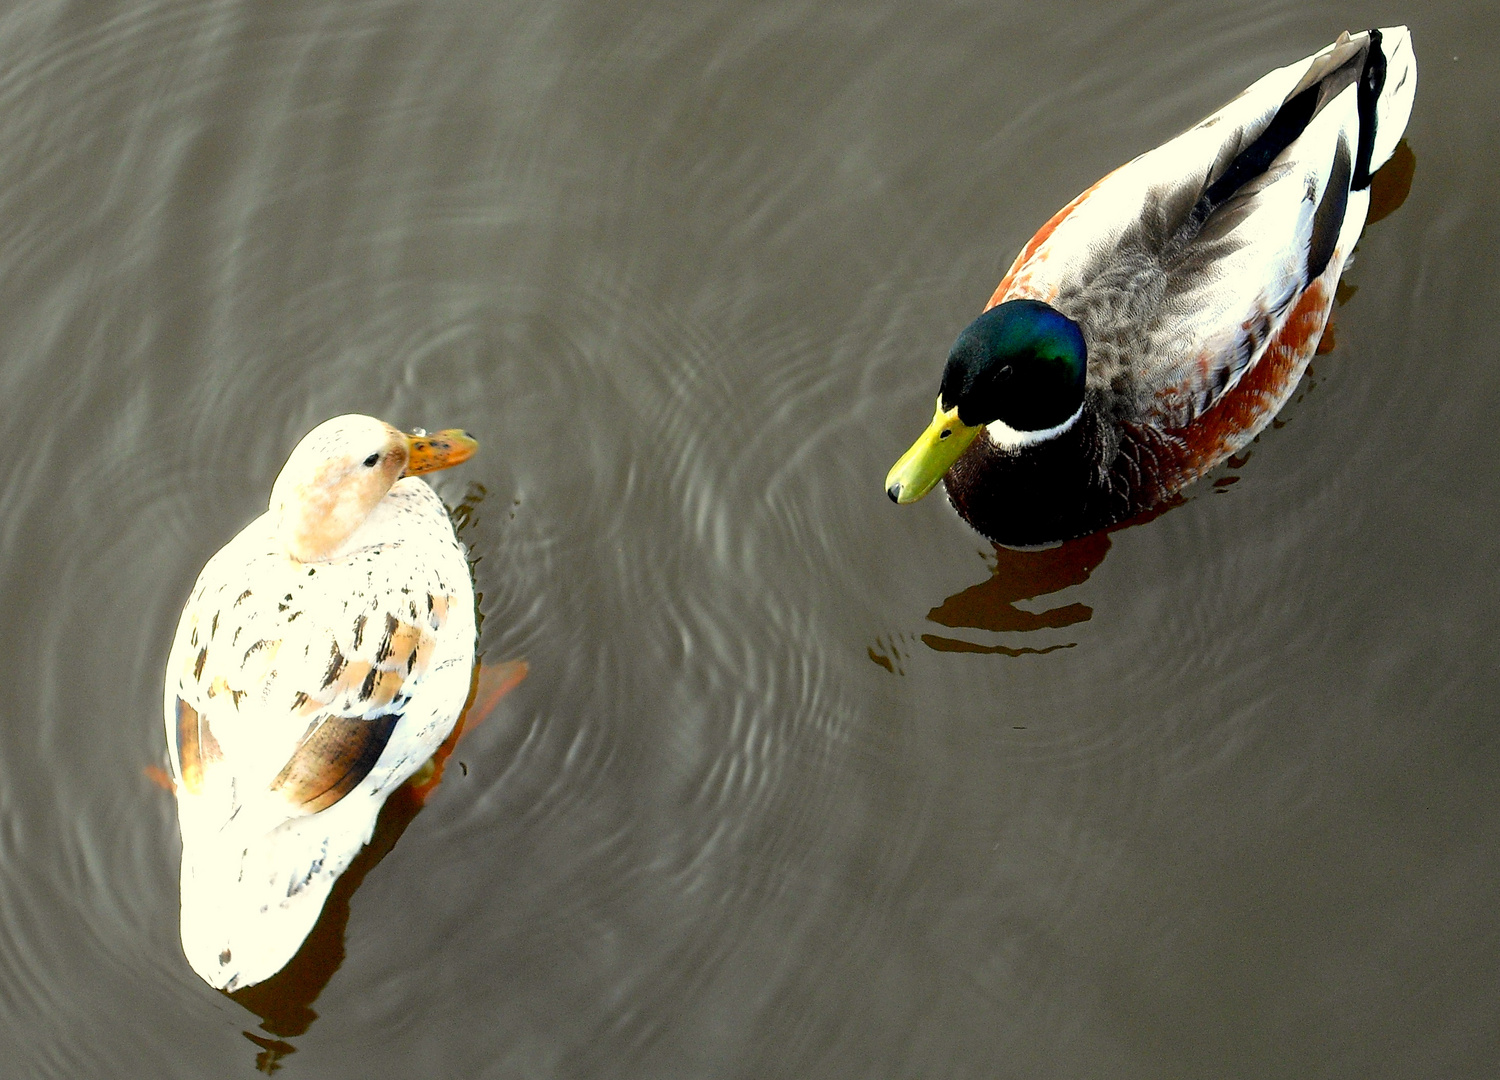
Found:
[2,2,1497,1076]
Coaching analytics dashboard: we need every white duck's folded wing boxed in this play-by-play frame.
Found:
[995,26,1416,427]
[268,710,403,812]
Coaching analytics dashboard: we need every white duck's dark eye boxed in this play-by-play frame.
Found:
[363,453,380,467]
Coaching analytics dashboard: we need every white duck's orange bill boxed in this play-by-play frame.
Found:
[402,429,478,476]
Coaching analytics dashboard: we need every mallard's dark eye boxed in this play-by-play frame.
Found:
[363,453,380,467]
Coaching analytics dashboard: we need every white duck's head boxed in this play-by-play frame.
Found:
[269,414,477,562]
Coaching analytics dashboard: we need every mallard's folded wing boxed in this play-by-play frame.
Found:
[994,27,1414,427]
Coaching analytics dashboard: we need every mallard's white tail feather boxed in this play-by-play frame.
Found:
[1365,25,1416,177]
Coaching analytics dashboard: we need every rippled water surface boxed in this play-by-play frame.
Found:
[2,1,1497,1076]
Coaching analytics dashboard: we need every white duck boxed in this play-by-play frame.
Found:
[164,415,478,990]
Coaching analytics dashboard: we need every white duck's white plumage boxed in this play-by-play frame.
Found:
[164,415,477,990]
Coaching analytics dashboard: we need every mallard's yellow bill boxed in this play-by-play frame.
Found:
[885,399,981,504]
[402,429,478,476]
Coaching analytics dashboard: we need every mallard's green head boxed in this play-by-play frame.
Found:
[885,300,1087,504]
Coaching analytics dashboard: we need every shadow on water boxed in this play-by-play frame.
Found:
[911,495,1186,659]
[1366,140,1416,225]
[231,781,428,1073]
[920,532,1110,656]
[867,499,1184,672]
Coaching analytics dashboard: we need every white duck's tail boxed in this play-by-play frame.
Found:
[1357,26,1416,186]
[177,789,381,990]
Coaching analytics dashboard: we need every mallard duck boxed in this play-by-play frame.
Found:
[164,415,479,990]
[886,26,1417,546]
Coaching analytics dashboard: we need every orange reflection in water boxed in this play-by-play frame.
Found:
[227,659,527,1074]
[921,531,1110,655]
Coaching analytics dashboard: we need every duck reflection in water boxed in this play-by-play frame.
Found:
[228,659,526,1075]
[922,531,1112,656]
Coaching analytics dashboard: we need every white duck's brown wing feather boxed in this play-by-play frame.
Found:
[166,512,461,822]
[268,709,403,812]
